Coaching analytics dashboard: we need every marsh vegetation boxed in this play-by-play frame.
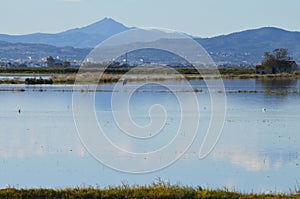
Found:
[1,185,300,199]
[0,67,300,84]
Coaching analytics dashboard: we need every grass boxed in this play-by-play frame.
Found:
[225,90,300,95]
[264,90,290,95]
[0,185,299,199]
[1,67,300,85]
[0,79,23,84]
[0,67,79,74]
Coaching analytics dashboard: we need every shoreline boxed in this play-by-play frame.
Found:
[1,71,300,85]
[0,84,298,95]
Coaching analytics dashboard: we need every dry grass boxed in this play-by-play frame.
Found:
[1,67,300,85]
[0,185,299,199]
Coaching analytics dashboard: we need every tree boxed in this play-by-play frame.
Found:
[274,48,290,61]
[62,61,71,67]
[46,56,55,67]
[261,48,297,74]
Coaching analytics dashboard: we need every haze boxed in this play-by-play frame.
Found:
[0,0,299,37]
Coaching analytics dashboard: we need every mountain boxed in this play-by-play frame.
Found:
[0,18,130,48]
[1,18,300,65]
[196,27,300,65]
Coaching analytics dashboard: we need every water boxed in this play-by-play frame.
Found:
[0,79,299,193]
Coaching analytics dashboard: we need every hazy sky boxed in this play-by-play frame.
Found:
[0,0,299,37]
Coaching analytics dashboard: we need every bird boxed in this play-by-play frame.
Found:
[262,107,266,112]
[123,78,128,86]
[18,109,21,114]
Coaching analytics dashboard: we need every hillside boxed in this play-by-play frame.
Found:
[0,18,130,48]
[1,18,300,65]
[197,27,300,65]
[0,41,90,61]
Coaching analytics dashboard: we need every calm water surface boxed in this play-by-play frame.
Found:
[0,79,299,193]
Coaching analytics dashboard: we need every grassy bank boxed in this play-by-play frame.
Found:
[0,186,299,199]
[0,67,300,84]
[0,67,79,74]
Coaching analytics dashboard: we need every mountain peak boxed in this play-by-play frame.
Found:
[91,17,123,27]
[63,17,129,36]
[249,26,291,34]
[100,17,116,22]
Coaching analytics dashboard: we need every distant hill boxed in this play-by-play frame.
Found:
[0,18,130,48]
[0,41,90,61]
[1,18,300,65]
[196,27,300,65]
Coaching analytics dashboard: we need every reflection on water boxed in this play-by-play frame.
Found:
[256,78,298,90]
[0,79,299,193]
[212,147,298,171]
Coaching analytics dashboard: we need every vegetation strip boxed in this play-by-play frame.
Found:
[0,186,299,199]
[0,67,300,85]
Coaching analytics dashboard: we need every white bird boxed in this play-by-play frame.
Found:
[262,107,266,112]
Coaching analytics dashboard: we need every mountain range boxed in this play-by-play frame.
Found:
[0,18,130,48]
[1,18,300,65]
[196,27,300,65]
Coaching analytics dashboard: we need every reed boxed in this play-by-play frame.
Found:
[0,185,298,199]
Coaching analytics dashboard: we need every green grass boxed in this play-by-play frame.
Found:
[0,185,299,199]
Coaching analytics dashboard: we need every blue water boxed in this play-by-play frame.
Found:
[0,79,299,193]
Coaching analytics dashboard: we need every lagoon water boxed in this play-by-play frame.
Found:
[0,79,300,193]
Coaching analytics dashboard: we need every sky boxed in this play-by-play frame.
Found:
[0,0,299,37]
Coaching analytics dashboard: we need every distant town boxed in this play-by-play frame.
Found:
[0,56,82,68]
[0,56,257,69]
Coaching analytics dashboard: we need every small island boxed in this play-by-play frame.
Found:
[256,48,297,74]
